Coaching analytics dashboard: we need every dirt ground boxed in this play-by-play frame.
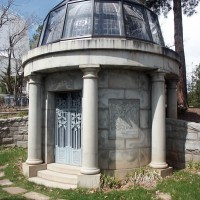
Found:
[178,107,200,123]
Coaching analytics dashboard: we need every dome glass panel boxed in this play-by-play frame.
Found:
[147,10,164,46]
[123,2,151,40]
[39,0,165,46]
[94,1,124,36]
[63,1,92,38]
[42,5,66,44]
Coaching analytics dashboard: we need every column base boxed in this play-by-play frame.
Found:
[78,174,100,188]
[26,159,43,165]
[149,162,168,169]
[22,163,47,178]
[155,167,173,178]
[81,167,100,175]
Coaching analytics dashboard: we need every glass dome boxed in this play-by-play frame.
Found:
[38,0,164,46]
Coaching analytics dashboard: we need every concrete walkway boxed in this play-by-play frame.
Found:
[0,165,50,200]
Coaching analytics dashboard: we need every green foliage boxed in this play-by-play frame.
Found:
[156,170,200,200]
[0,148,200,200]
[145,0,200,16]
[30,25,42,49]
[124,167,162,188]
[100,173,121,189]
[0,70,15,94]
[145,0,172,16]
[187,160,200,171]
[0,110,28,119]
[17,111,28,117]
[0,146,27,165]
[188,64,200,107]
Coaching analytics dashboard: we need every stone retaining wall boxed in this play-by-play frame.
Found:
[0,116,28,148]
[166,118,200,169]
[1,116,199,169]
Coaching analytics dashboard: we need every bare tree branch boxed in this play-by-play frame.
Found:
[0,1,30,101]
[0,0,15,29]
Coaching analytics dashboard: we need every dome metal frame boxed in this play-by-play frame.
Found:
[39,0,164,47]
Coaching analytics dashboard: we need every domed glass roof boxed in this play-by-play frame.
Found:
[38,0,164,46]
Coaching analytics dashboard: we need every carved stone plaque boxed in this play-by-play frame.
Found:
[109,99,140,139]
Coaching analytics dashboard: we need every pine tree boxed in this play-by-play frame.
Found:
[145,0,199,109]
[30,25,42,49]
[188,64,200,107]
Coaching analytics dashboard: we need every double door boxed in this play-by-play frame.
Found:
[55,91,82,166]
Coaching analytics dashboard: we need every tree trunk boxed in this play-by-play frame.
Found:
[7,50,13,95]
[173,0,188,108]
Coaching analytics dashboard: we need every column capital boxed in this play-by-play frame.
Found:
[80,66,100,79]
[166,79,178,89]
[29,74,42,84]
[151,72,165,82]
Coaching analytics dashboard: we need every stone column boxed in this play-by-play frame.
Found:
[80,65,100,175]
[167,79,178,119]
[150,72,168,169]
[26,75,43,165]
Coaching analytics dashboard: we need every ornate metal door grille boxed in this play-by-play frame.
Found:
[55,91,82,166]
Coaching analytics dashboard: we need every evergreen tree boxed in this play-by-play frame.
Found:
[188,64,200,107]
[29,25,42,49]
[145,0,199,109]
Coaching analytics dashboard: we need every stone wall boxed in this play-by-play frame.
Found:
[98,69,151,176]
[166,118,200,169]
[0,116,28,147]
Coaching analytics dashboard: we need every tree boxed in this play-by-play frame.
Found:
[0,2,30,104]
[145,0,199,108]
[0,0,14,29]
[29,25,42,49]
[187,64,200,107]
[1,15,29,93]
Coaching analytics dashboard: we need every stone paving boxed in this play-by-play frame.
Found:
[0,171,5,178]
[0,179,13,186]
[23,192,50,200]
[156,191,172,200]
[0,165,8,170]
[3,187,27,195]
[0,165,50,200]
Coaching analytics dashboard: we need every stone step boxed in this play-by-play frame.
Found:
[37,170,77,185]
[47,163,81,175]
[29,177,77,190]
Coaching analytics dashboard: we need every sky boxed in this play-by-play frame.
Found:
[10,0,200,74]
[12,0,60,19]
[160,6,200,74]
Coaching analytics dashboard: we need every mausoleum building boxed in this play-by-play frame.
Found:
[22,0,180,189]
